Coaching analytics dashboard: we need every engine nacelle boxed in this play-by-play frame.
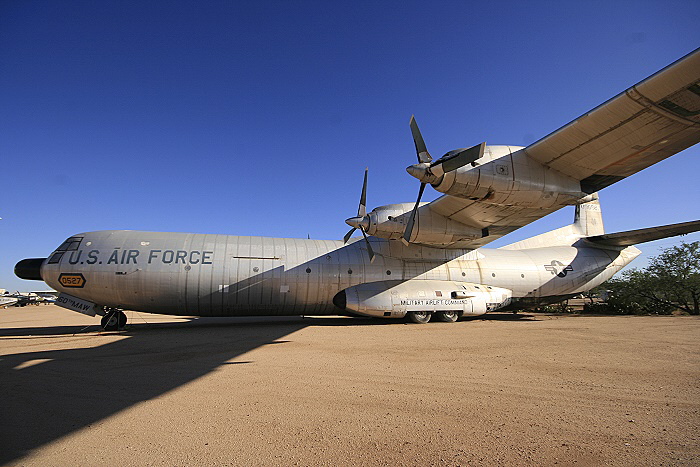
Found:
[430,146,586,208]
[333,280,512,319]
[363,204,484,245]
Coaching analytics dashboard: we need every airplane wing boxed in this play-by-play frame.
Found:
[523,47,700,193]
[424,47,700,249]
[427,194,561,248]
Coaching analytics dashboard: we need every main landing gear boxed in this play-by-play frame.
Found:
[434,310,462,322]
[101,308,127,331]
[406,310,463,324]
[407,311,432,324]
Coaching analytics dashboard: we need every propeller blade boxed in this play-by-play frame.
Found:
[432,142,486,173]
[343,227,356,244]
[402,182,426,245]
[358,167,368,217]
[360,227,375,263]
[409,115,432,163]
[344,168,369,243]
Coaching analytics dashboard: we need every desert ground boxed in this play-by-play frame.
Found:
[1,305,698,466]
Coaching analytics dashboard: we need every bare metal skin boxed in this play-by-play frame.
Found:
[33,212,636,318]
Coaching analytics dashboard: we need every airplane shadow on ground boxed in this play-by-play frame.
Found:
[474,312,539,321]
[0,317,312,464]
[0,313,535,463]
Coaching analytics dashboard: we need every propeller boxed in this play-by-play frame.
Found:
[403,116,486,245]
[410,115,432,164]
[344,168,375,262]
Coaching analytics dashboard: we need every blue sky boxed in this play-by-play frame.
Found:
[1,0,699,292]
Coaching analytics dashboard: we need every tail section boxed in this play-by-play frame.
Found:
[573,193,604,236]
[500,194,603,250]
[585,220,700,247]
[501,192,699,250]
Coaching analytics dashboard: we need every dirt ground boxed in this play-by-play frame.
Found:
[1,305,698,466]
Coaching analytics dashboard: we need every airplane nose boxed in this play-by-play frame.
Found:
[15,258,46,281]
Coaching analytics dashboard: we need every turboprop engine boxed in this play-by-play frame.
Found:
[343,171,484,256]
[400,116,589,244]
[348,203,483,244]
[333,280,512,320]
[344,117,591,250]
[408,145,587,208]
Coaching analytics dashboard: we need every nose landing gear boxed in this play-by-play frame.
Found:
[101,308,127,331]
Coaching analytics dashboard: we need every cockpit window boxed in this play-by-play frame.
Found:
[48,236,84,264]
[48,252,64,264]
[56,237,84,251]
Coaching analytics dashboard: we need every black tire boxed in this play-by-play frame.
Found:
[117,311,127,330]
[435,310,462,323]
[101,312,117,331]
[407,311,432,324]
[101,310,125,331]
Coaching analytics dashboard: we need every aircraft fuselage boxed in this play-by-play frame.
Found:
[34,230,640,317]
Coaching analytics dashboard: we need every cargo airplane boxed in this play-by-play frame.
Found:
[15,48,700,330]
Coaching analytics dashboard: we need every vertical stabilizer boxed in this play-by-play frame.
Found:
[573,193,605,236]
[499,193,604,250]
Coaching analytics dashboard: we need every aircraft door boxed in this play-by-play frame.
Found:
[226,257,248,311]
[318,254,340,307]
[261,257,284,310]
[225,256,284,314]
[246,259,265,307]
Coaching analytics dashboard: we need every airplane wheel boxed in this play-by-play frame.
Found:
[101,310,126,331]
[117,311,127,330]
[407,311,432,324]
[435,310,462,323]
[101,312,118,331]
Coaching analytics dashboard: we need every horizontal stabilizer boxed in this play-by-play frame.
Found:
[585,220,700,247]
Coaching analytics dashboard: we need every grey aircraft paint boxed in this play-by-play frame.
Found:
[34,227,637,317]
